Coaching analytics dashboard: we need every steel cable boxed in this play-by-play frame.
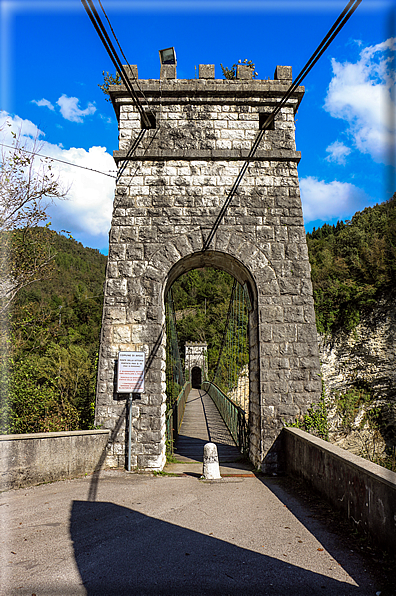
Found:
[81,0,152,128]
[202,0,362,251]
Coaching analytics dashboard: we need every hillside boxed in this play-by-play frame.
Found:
[306,195,396,469]
[0,230,107,434]
[172,268,234,375]
[2,195,395,462]
[307,194,396,333]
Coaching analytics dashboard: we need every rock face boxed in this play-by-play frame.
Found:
[227,364,249,414]
[319,294,396,457]
[95,64,321,472]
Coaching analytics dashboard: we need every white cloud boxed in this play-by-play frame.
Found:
[0,110,44,141]
[0,111,115,249]
[31,98,55,111]
[300,176,369,223]
[56,95,96,123]
[45,145,115,247]
[325,140,351,165]
[324,37,396,164]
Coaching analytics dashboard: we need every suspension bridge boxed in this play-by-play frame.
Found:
[165,280,251,468]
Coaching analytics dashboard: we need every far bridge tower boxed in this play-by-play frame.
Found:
[185,342,208,388]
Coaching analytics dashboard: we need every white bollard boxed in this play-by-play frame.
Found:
[202,442,222,480]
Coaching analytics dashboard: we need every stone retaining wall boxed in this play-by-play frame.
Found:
[282,427,396,553]
[0,430,110,491]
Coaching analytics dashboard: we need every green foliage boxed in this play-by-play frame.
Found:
[171,268,235,378]
[1,229,107,434]
[98,71,121,101]
[334,386,374,432]
[0,128,68,313]
[220,59,258,80]
[37,343,97,429]
[307,194,396,333]
[382,447,396,472]
[0,357,79,434]
[287,381,329,441]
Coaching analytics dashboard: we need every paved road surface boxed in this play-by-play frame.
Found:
[1,468,385,595]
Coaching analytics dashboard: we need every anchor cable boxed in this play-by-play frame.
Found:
[202,0,362,251]
[81,0,152,128]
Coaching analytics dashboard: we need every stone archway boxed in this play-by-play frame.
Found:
[162,245,261,467]
[191,367,202,389]
[96,234,320,472]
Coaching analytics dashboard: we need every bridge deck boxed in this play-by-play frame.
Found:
[174,388,243,463]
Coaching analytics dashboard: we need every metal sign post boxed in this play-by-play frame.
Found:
[117,352,146,471]
[128,393,133,472]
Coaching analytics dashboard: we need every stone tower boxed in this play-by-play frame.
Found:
[185,342,208,387]
[95,63,322,472]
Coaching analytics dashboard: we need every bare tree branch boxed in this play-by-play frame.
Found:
[0,124,69,314]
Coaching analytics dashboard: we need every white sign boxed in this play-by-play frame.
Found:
[117,351,145,393]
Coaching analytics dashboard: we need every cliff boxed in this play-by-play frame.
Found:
[319,293,396,463]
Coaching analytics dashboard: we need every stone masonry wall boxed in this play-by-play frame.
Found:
[95,67,321,472]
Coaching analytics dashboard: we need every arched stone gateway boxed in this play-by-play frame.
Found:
[185,342,207,386]
[191,368,202,389]
[95,63,321,472]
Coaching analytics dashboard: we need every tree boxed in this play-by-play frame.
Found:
[98,70,121,101]
[0,125,68,314]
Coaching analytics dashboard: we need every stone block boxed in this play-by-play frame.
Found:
[123,64,138,80]
[106,307,126,324]
[236,65,253,80]
[199,64,215,79]
[299,357,321,370]
[304,379,322,393]
[278,279,301,296]
[118,261,133,277]
[276,401,299,417]
[106,279,128,297]
[109,243,126,261]
[283,306,304,323]
[272,323,297,343]
[160,64,176,79]
[258,306,281,324]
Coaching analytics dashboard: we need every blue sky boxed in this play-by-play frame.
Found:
[1,0,395,253]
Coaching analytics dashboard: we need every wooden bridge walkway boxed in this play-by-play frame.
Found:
[174,388,243,463]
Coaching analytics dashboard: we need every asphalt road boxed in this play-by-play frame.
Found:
[0,468,387,596]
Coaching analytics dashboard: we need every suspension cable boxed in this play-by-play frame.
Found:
[92,1,163,182]
[97,0,152,117]
[212,279,237,384]
[166,288,185,402]
[81,0,152,128]
[202,0,362,251]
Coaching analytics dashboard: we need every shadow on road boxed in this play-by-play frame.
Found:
[70,500,366,596]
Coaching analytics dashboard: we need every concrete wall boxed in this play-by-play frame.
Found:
[0,430,110,491]
[282,427,396,553]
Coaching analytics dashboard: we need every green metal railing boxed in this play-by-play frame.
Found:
[166,381,191,455]
[202,381,249,456]
[212,281,249,415]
